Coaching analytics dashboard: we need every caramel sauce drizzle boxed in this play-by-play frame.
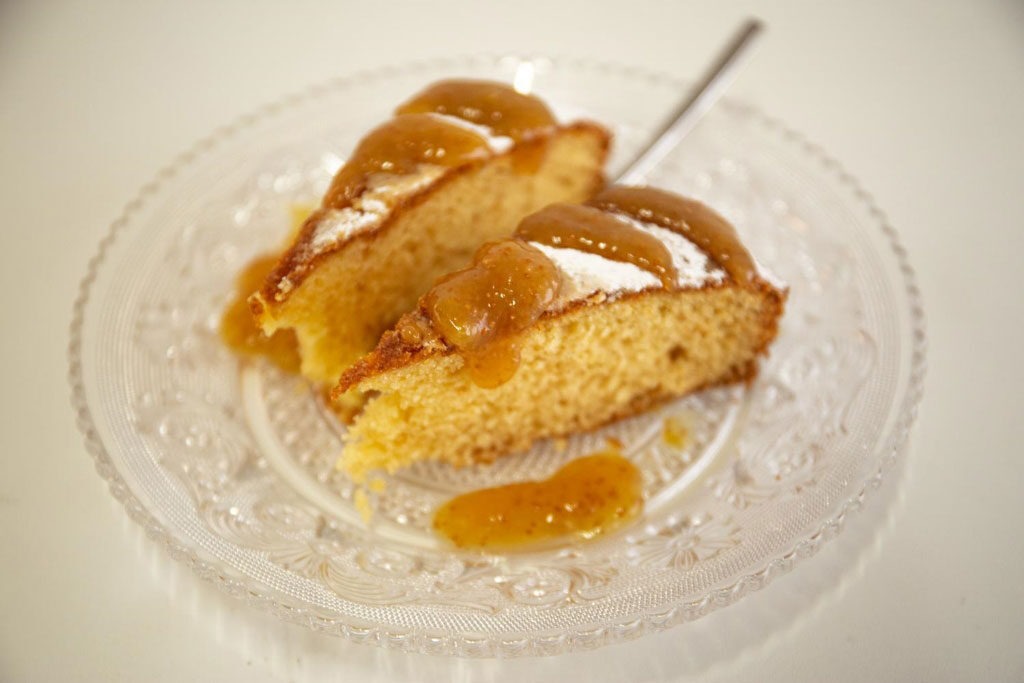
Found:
[322,113,490,210]
[588,185,756,285]
[221,206,312,371]
[515,203,678,287]
[322,80,557,212]
[220,253,300,372]
[398,79,557,174]
[396,78,556,142]
[423,240,561,388]
[433,449,642,550]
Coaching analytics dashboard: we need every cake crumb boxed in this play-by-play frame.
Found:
[369,477,387,493]
[662,416,690,449]
[354,489,372,522]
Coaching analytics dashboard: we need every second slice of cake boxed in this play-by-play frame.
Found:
[249,79,610,386]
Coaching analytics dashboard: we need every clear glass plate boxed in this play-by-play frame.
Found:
[69,56,926,657]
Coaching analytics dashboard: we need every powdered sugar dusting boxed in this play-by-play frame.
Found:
[533,243,660,308]
[300,167,448,264]
[427,112,515,154]
[615,214,727,287]
[530,212,731,311]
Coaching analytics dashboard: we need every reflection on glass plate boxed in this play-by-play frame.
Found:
[69,56,925,657]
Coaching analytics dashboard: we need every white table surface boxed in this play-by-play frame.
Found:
[2,1,1023,680]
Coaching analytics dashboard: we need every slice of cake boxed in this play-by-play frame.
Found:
[249,79,611,385]
[334,185,787,482]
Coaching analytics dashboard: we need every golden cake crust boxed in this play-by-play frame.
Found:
[334,276,786,397]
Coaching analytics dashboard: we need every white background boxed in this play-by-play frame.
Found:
[2,1,1023,680]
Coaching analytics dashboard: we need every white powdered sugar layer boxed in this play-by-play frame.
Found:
[306,168,447,255]
[530,213,730,311]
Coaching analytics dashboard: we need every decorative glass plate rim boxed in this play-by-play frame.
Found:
[68,54,927,656]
